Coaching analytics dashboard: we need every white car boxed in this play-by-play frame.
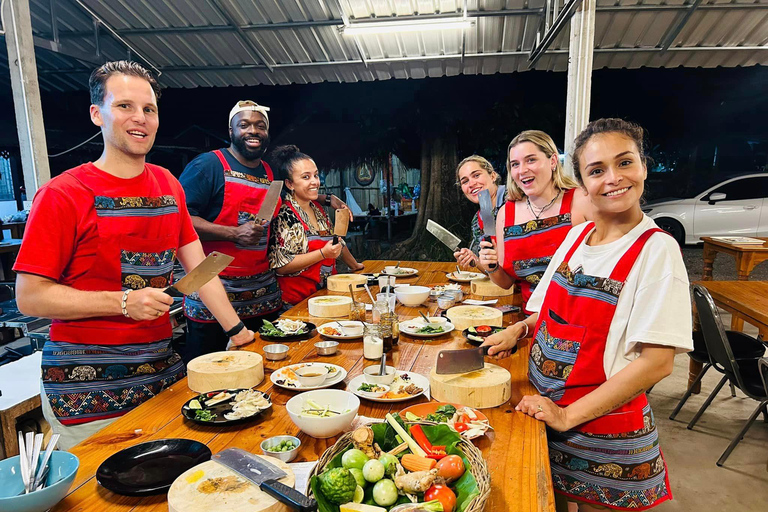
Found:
[642,173,768,245]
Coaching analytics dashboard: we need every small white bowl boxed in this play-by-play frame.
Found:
[394,285,431,307]
[263,344,289,361]
[355,383,390,399]
[327,321,365,337]
[261,435,301,463]
[363,365,397,385]
[295,365,330,387]
[286,390,360,438]
[427,317,448,326]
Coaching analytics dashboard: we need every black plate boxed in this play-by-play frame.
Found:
[181,388,272,425]
[97,439,211,496]
[259,322,317,341]
[462,326,506,346]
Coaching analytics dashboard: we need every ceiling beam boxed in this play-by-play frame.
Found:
[529,0,584,68]
[659,0,704,53]
[208,0,274,72]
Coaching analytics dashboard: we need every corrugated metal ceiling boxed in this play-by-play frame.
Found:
[3,0,766,93]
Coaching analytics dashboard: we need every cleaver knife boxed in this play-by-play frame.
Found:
[477,189,497,270]
[427,219,475,267]
[213,448,317,512]
[332,208,350,244]
[163,251,234,297]
[256,180,284,223]
[435,345,491,375]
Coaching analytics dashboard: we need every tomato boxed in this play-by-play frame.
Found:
[476,325,492,334]
[435,454,465,483]
[425,484,457,512]
[453,422,469,433]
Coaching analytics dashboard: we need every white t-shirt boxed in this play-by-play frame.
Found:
[527,215,693,379]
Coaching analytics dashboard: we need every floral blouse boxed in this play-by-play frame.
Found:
[268,194,338,276]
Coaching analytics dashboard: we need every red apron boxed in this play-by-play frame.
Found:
[528,223,673,510]
[277,201,337,305]
[502,189,574,314]
[184,150,283,321]
[42,164,185,424]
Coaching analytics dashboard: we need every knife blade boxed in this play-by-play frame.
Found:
[478,189,497,270]
[435,345,491,374]
[164,251,234,297]
[213,448,317,512]
[426,220,461,251]
[333,208,350,244]
[256,180,284,222]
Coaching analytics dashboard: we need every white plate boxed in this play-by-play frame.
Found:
[271,363,347,391]
[317,321,366,340]
[446,271,485,283]
[399,320,456,338]
[380,267,419,277]
[347,371,430,403]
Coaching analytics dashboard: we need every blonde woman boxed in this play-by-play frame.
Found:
[453,155,506,268]
[479,130,590,313]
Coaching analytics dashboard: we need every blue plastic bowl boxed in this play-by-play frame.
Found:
[0,451,79,512]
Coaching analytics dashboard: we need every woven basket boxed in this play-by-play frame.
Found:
[306,431,491,512]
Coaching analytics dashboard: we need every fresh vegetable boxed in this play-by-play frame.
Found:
[476,325,492,334]
[425,405,457,424]
[394,468,438,493]
[349,468,366,487]
[353,486,365,503]
[435,455,465,483]
[416,325,445,334]
[453,422,469,433]
[188,399,202,410]
[425,484,457,512]
[319,467,357,505]
[362,459,385,483]
[385,413,427,457]
[409,424,446,459]
[352,426,378,459]
[358,383,386,393]
[401,454,437,473]
[378,452,398,476]
[340,503,386,512]
[194,409,216,422]
[301,399,340,418]
[372,479,399,507]
[266,439,297,452]
[404,411,420,421]
[390,501,445,512]
[342,448,370,470]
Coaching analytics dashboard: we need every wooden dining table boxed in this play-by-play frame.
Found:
[52,260,555,512]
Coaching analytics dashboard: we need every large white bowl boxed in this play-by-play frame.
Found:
[394,286,431,307]
[286,389,360,438]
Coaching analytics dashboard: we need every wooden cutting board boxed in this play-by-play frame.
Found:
[308,295,353,317]
[327,274,367,293]
[429,363,511,409]
[168,457,295,512]
[445,305,503,331]
[470,276,514,297]
[187,351,264,393]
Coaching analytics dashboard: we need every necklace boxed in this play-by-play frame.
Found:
[526,189,561,220]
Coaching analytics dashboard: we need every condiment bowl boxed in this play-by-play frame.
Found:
[355,383,390,399]
[314,341,339,356]
[261,435,301,463]
[363,364,397,385]
[0,451,79,512]
[263,344,289,361]
[427,316,448,326]
[286,390,360,438]
[295,365,330,387]
[394,285,431,307]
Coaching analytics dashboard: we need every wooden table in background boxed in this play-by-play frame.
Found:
[53,261,554,512]
[701,236,768,282]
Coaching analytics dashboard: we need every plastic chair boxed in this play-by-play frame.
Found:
[690,285,768,466]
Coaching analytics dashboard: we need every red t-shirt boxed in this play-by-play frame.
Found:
[14,162,198,285]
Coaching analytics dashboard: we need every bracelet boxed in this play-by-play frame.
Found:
[224,321,246,338]
[319,248,326,258]
[121,289,132,318]
[517,321,529,339]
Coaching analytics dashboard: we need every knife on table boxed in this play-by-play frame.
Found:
[256,180,284,223]
[333,208,350,244]
[213,448,317,512]
[163,251,234,297]
[426,219,475,267]
[478,189,497,270]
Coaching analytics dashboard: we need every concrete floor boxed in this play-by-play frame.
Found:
[648,245,768,511]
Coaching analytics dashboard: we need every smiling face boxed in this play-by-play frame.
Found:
[89,74,158,157]
[286,158,320,202]
[577,132,647,216]
[230,111,270,161]
[458,162,496,204]
[508,141,558,199]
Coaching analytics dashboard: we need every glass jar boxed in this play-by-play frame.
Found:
[437,293,455,310]
[380,311,397,351]
[349,301,366,322]
[372,299,389,324]
[444,288,464,303]
[363,324,384,360]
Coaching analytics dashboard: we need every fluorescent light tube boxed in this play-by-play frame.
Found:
[342,18,474,36]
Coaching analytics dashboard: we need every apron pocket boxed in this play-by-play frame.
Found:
[119,234,177,290]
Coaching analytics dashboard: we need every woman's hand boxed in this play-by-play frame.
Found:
[322,239,343,259]
[227,327,255,349]
[478,239,498,269]
[481,322,524,359]
[330,196,353,221]
[516,395,572,432]
[453,248,478,268]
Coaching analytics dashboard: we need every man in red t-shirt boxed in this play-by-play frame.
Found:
[13,61,254,449]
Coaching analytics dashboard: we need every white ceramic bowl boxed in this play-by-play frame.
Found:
[355,383,390,399]
[261,435,301,463]
[363,365,397,385]
[323,321,365,337]
[394,286,431,307]
[427,317,448,326]
[295,365,329,387]
[286,390,360,438]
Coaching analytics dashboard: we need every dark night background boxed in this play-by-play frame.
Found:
[1,65,765,203]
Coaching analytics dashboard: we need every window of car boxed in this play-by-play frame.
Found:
[703,176,768,201]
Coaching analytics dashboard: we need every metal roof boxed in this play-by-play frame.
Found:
[2,0,767,93]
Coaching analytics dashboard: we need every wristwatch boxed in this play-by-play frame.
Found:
[324,194,333,207]
[224,321,245,337]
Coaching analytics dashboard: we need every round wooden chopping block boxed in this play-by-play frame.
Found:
[168,458,295,512]
[327,274,367,292]
[308,295,353,318]
[445,305,503,331]
[187,351,264,393]
[429,363,511,409]
[470,276,514,297]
